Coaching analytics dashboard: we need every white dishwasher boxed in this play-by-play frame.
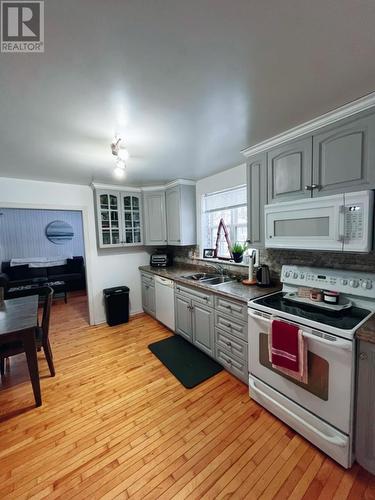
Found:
[155,276,175,331]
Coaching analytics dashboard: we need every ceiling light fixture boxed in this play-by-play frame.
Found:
[111,135,129,178]
[113,158,126,179]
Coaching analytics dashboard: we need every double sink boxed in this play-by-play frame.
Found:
[182,273,235,287]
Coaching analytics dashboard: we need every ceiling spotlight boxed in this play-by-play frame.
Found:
[118,147,130,161]
[111,136,129,161]
[114,164,126,179]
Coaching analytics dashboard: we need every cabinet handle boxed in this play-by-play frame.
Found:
[226,341,232,347]
[359,352,368,361]
[145,285,149,289]
[224,305,232,310]
[225,358,232,365]
[223,321,231,328]
[305,184,320,191]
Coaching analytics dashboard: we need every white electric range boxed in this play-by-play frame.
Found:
[248,265,375,468]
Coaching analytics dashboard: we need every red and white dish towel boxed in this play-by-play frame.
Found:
[268,318,308,384]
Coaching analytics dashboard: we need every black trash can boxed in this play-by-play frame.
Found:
[103,286,130,326]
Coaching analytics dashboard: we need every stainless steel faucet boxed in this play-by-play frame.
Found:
[207,263,226,275]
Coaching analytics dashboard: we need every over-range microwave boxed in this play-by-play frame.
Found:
[265,190,374,252]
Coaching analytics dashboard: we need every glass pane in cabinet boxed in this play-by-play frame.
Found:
[134,220,140,229]
[124,212,133,228]
[100,194,109,209]
[101,211,110,229]
[110,195,118,209]
[134,231,141,243]
[133,211,140,222]
[132,196,139,209]
[125,230,133,243]
[102,231,110,245]
[111,231,120,244]
[123,196,131,208]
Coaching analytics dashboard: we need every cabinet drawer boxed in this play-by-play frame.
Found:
[215,295,247,322]
[215,328,247,362]
[216,347,248,384]
[175,284,213,307]
[141,273,154,285]
[215,311,247,341]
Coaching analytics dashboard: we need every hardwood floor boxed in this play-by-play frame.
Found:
[0,293,374,499]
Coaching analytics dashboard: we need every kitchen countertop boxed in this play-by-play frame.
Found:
[356,314,375,344]
[139,265,280,303]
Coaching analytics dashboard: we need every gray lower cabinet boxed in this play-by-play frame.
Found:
[312,113,375,196]
[214,301,249,383]
[143,191,167,245]
[141,273,155,317]
[174,284,249,384]
[175,285,214,356]
[356,340,375,474]
[216,347,248,383]
[175,294,193,341]
[267,137,313,203]
[247,153,267,248]
[192,301,214,357]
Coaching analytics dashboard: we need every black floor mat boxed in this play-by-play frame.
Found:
[148,335,223,389]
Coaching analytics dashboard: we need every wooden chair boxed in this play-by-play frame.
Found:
[0,287,55,377]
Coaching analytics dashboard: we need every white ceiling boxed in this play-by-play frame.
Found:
[0,0,375,187]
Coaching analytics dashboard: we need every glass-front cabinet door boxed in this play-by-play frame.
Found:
[121,192,143,245]
[95,189,143,248]
[97,190,121,246]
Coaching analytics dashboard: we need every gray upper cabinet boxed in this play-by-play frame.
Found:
[166,184,196,246]
[267,137,313,203]
[95,189,143,248]
[143,191,167,246]
[247,153,267,248]
[312,113,375,196]
[192,301,214,357]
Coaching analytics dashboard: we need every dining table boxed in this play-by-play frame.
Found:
[0,295,41,406]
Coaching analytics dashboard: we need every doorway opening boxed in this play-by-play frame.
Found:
[0,207,90,325]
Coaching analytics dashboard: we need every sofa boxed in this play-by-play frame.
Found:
[0,256,86,293]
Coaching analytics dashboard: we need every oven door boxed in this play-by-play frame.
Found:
[248,308,354,434]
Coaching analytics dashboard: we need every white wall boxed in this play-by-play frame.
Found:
[0,177,151,324]
[195,163,247,251]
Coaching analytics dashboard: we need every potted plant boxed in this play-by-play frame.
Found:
[230,242,246,263]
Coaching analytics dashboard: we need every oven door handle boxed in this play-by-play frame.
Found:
[302,331,351,351]
[249,310,351,351]
[248,310,272,322]
[249,378,347,448]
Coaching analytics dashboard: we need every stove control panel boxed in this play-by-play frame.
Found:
[281,265,375,298]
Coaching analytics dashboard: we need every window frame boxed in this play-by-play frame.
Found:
[201,185,247,260]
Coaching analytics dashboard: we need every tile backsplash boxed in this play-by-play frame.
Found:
[171,245,375,280]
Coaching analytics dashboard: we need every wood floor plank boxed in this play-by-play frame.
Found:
[0,292,373,500]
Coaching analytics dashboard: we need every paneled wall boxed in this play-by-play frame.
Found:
[0,208,84,263]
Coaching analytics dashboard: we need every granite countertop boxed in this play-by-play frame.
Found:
[139,265,281,303]
[356,314,375,344]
